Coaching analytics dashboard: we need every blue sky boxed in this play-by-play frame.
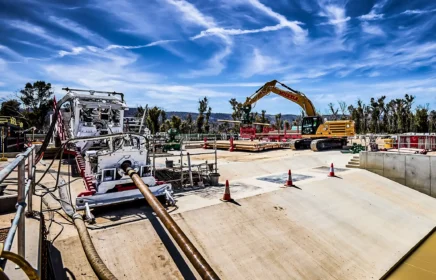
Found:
[0,0,435,114]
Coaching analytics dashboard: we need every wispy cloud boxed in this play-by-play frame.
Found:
[106,40,176,50]
[167,0,233,77]
[318,4,350,36]
[6,20,74,49]
[361,22,385,36]
[401,9,436,15]
[1,0,436,113]
[246,0,307,44]
[358,0,388,21]
[58,47,86,57]
[11,39,54,52]
[240,48,280,78]
[191,23,299,40]
[48,16,109,47]
[0,45,24,60]
[165,0,216,29]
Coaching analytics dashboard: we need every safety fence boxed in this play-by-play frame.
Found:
[0,146,41,279]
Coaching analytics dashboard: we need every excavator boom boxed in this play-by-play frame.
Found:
[246,80,317,116]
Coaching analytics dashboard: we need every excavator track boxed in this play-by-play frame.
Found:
[290,138,313,150]
[310,138,347,151]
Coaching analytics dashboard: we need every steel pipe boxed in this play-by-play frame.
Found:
[122,163,220,280]
[0,147,33,183]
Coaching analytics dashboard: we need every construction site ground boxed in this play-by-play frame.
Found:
[3,148,436,279]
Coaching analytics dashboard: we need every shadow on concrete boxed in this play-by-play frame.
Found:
[144,211,197,280]
[228,199,241,206]
[48,242,70,280]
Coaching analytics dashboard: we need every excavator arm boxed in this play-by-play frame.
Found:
[244,80,317,116]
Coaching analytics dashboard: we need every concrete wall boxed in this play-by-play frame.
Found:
[360,152,436,198]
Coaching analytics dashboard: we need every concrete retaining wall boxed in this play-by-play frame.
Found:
[360,152,436,198]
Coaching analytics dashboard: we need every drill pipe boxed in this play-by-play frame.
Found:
[122,164,220,280]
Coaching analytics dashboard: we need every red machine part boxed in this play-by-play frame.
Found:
[76,152,97,197]
[53,96,67,142]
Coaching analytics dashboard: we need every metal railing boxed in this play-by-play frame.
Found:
[0,146,36,271]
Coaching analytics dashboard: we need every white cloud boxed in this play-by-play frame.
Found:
[361,22,385,36]
[165,0,216,29]
[246,0,307,44]
[193,82,263,88]
[182,44,232,78]
[358,12,384,20]
[106,40,176,50]
[240,48,280,78]
[191,23,296,40]
[58,47,86,57]
[6,20,74,49]
[166,0,233,77]
[368,71,380,77]
[0,45,24,60]
[48,16,109,47]
[401,8,436,15]
[318,5,350,35]
[359,0,388,21]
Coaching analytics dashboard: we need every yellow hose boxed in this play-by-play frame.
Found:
[73,214,118,280]
[0,243,39,280]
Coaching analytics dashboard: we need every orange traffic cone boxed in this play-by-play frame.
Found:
[328,163,335,177]
[221,180,232,201]
[283,169,293,187]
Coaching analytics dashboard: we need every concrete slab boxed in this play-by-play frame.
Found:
[431,157,436,198]
[366,152,384,172]
[172,170,436,280]
[406,155,431,195]
[54,169,436,280]
[359,151,367,168]
[383,153,406,185]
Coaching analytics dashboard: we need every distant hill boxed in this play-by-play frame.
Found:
[125,108,300,123]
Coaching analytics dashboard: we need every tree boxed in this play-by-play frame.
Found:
[284,120,290,131]
[170,115,182,131]
[0,99,21,117]
[338,101,347,120]
[135,105,146,118]
[414,106,429,133]
[19,81,54,129]
[369,97,380,133]
[275,113,282,131]
[205,106,212,133]
[146,106,161,134]
[160,110,167,124]
[327,103,339,120]
[197,97,208,133]
[160,119,171,132]
[430,110,436,133]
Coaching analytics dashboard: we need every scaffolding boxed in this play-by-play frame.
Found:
[150,136,219,189]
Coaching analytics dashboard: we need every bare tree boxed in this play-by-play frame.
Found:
[338,101,347,120]
[328,103,339,120]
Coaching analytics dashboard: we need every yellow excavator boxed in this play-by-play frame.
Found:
[242,80,355,151]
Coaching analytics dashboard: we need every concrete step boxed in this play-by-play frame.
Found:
[353,156,360,159]
[346,164,360,168]
[350,159,360,163]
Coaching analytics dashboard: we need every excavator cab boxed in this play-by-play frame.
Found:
[301,116,323,135]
